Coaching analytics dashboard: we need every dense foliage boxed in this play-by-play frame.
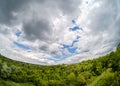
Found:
[0,44,120,86]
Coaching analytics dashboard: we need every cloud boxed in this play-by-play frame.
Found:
[13,41,31,51]
[0,0,120,65]
[23,19,52,41]
[0,0,28,25]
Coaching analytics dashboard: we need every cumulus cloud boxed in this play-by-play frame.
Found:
[0,0,120,65]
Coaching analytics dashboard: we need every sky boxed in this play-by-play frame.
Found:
[0,0,120,65]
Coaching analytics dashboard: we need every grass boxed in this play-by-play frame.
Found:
[0,78,35,86]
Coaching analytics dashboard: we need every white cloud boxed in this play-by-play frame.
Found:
[0,0,120,65]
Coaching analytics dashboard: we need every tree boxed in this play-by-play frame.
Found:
[76,73,86,86]
[0,63,12,79]
[67,72,76,81]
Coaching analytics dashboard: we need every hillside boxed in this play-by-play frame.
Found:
[0,44,120,86]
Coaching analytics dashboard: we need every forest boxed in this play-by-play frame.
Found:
[0,44,120,86]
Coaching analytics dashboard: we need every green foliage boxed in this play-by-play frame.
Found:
[0,78,34,86]
[77,73,86,86]
[0,43,120,86]
[93,69,115,86]
[0,63,12,79]
[67,72,76,81]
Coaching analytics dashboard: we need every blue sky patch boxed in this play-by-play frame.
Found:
[67,47,77,53]
[15,30,22,37]
[72,19,76,24]
[61,35,80,55]
[13,41,31,51]
[49,54,71,62]
[61,44,77,54]
[70,26,83,31]
[71,39,79,47]
[62,44,70,49]
[71,36,80,47]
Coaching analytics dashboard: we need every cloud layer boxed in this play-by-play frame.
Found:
[0,0,120,65]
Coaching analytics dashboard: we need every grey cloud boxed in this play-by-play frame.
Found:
[53,0,81,15]
[34,0,81,14]
[89,0,120,32]
[0,0,82,42]
[39,45,48,51]
[20,0,82,41]
[23,19,52,41]
[87,0,120,46]
[0,0,81,23]
[0,0,28,25]
[0,25,9,34]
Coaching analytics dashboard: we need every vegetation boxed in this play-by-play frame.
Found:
[0,44,120,86]
[0,78,34,86]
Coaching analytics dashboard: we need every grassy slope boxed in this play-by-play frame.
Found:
[0,78,34,86]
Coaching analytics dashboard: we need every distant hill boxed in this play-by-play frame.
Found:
[0,44,120,86]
